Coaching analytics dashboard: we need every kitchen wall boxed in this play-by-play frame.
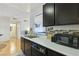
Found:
[53,25,79,30]
[30,3,45,32]
[20,15,30,34]
[0,17,10,41]
[46,25,79,32]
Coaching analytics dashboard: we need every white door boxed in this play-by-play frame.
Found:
[10,24,17,38]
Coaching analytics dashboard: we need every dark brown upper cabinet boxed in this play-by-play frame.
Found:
[55,3,79,25]
[43,3,55,27]
[43,3,79,27]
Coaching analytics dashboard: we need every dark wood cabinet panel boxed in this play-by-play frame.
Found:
[43,3,79,26]
[21,37,32,56]
[76,4,79,21]
[21,37,25,54]
[43,3,55,27]
[25,39,32,56]
[31,47,45,56]
[47,49,65,56]
[55,3,79,25]
[31,42,46,56]
[21,37,65,56]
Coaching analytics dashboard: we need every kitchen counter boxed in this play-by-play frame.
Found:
[21,35,79,56]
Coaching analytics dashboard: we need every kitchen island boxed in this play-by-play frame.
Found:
[21,35,79,56]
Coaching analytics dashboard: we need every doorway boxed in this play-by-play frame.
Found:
[10,23,21,55]
[10,24,17,39]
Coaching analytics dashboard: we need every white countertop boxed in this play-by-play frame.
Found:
[22,35,79,56]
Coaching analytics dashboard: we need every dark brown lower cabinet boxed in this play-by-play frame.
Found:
[24,39,32,56]
[21,37,65,56]
[31,42,46,56]
[31,47,45,56]
[21,37,32,56]
[21,37,25,54]
[47,49,65,56]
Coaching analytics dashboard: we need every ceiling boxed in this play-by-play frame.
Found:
[0,3,44,22]
[5,3,31,13]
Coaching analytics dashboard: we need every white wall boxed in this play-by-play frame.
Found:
[20,15,30,34]
[0,17,10,41]
[34,13,44,33]
[52,25,79,30]
[30,3,45,32]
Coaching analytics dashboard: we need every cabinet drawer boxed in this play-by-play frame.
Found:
[47,49,65,56]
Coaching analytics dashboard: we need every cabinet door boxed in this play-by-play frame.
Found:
[76,4,79,21]
[31,42,46,56]
[47,49,65,56]
[25,39,32,56]
[31,47,45,56]
[21,37,25,54]
[43,3,54,27]
[55,3,79,25]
